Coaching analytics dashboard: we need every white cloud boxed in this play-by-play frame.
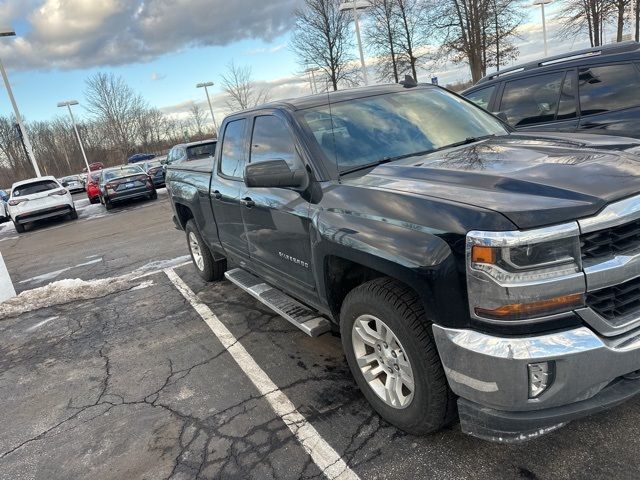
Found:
[0,0,302,71]
[150,71,166,81]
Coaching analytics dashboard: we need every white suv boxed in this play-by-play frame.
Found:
[8,176,77,233]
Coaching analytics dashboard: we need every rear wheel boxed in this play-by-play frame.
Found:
[149,190,157,200]
[185,219,226,281]
[340,278,456,435]
[13,221,25,234]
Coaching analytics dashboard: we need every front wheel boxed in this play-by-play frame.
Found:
[104,198,113,211]
[68,208,78,220]
[340,278,456,435]
[185,219,226,281]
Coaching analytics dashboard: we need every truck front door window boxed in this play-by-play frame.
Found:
[250,116,301,170]
[220,119,247,179]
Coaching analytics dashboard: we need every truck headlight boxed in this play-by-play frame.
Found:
[467,223,585,322]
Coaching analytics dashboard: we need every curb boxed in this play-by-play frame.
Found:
[0,252,16,302]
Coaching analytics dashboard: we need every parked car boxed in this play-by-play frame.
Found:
[167,83,640,443]
[165,140,217,165]
[462,41,640,138]
[58,174,85,194]
[128,153,156,164]
[0,190,9,224]
[7,176,77,233]
[99,165,157,210]
[85,171,102,204]
[83,162,104,173]
[140,160,166,188]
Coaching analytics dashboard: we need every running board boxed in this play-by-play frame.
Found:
[224,268,331,337]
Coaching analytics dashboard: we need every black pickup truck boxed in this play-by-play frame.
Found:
[166,83,640,442]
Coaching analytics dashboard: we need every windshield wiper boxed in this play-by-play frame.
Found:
[436,134,496,152]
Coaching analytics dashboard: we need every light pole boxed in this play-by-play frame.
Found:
[533,0,552,57]
[196,82,218,135]
[0,28,41,177]
[57,100,91,175]
[304,67,321,93]
[339,1,370,85]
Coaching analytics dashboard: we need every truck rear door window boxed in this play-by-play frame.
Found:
[219,119,247,179]
[250,116,300,169]
[578,64,640,116]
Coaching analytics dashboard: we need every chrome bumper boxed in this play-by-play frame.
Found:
[433,323,640,441]
[433,323,640,411]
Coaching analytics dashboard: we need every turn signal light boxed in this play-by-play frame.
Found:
[471,245,496,264]
[474,293,584,320]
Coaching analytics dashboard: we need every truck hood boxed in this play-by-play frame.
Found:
[347,134,640,229]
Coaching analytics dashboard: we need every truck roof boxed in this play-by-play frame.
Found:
[232,83,437,115]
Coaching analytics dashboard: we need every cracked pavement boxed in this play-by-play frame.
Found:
[1,194,640,479]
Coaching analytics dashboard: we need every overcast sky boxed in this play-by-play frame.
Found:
[0,0,621,125]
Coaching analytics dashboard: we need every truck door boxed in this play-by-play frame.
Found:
[240,114,316,297]
[210,118,250,261]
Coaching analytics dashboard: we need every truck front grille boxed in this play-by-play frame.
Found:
[586,276,640,323]
[580,218,640,262]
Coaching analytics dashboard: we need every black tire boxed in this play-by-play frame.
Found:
[149,190,157,200]
[13,221,25,233]
[68,208,78,220]
[340,278,457,435]
[90,197,99,205]
[185,219,226,281]
[104,198,113,211]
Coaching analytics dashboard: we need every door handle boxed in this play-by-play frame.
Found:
[240,197,255,208]
[212,190,222,199]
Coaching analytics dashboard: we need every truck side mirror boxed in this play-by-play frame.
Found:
[244,159,307,190]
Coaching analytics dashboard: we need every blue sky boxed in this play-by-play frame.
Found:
[0,0,611,124]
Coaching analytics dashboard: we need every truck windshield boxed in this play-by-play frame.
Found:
[299,88,508,174]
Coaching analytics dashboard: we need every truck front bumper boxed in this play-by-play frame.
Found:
[432,324,640,443]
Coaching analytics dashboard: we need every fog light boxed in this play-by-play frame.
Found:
[528,361,554,398]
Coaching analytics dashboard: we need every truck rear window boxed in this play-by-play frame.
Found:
[187,142,216,160]
[13,180,60,197]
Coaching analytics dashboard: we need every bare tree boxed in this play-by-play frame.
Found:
[393,0,431,82]
[557,0,612,47]
[367,0,402,82]
[432,0,525,83]
[84,72,148,157]
[220,61,270,112]
[291,0,357,90]
[189,103,207,135]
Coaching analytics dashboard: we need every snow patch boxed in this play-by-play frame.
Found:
[133,256,191,274]
[0,276,141,318]
[131,280,154,291]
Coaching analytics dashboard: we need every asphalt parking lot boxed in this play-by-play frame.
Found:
[1,191,640,480]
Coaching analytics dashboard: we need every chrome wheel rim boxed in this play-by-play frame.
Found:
[189,232,204,271]
[352,314,415,409]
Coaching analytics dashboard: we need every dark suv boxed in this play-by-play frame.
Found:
[462,41,640,138]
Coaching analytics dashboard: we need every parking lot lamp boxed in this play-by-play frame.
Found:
[533,0,552,57]
[196,82,218,135]
[57,100,91,175]
[339,1,370,86]
[0,28,41,177]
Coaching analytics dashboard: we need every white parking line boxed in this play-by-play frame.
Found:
[25,316,58,332]
[164,268,360,480]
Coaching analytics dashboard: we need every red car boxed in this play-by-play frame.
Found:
[86,171,102,204]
